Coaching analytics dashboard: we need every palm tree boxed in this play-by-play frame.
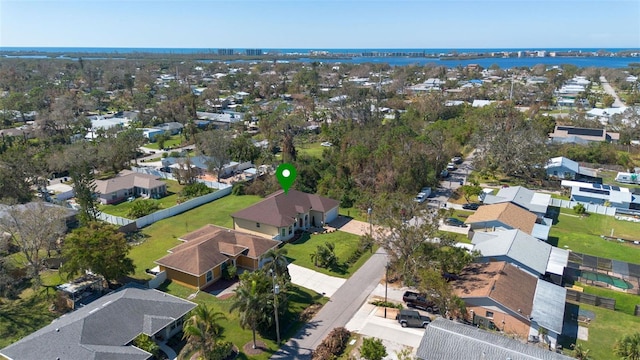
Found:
[230,272,270,349]
[571,343,592,360]
[181,305,226,359]
[261,247,290,282]
[615,332,640,360]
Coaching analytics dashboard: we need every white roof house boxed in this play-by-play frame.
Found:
[482,186,550,217]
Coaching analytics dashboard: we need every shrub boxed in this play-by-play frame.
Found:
[312,327,351,360]
[360,337,387,360]
[207,340,234,360]
[231,182,246,196]
[133,334,160,358]
[369,300,402,309]
[573,203,586,215]
[222,264,237,280]
[127,199,160,218]
[180,182,212,200]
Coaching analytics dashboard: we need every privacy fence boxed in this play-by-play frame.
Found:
[566,289,616,310]
[549,198,617,216]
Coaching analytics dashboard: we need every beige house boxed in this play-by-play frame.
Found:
[231,189,340,241]
[155,224,280,290]
[94,171,167,204]
[464,203,551,241]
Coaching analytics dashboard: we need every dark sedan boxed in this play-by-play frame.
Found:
[445,217,467,227]
[462,203,480,210]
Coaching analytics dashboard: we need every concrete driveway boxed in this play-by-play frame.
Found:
[327,216,378,236]
[288,264,346,298]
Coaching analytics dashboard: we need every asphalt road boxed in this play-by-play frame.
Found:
[600,75,626,108]
[271,247,388,359]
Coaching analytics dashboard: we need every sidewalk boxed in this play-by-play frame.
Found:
[288,263,346,297]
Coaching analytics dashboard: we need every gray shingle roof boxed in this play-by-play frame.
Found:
[416,317,574,360]
[472,229,551,276]
[0,286,196,360]
[483,186,550,215]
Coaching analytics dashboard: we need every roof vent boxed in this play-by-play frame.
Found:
[55,328,59,332]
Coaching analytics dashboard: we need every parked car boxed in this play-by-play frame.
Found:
[462,203,480,210]
[413,192,428,204]
[452,156,463,164]
[420,187,432,197]
[321,141,333,147]
[446,163,456,171]
[396,309,431,328]
[445,217,467,227]
[440,169,450,178]
[402,291,439,313]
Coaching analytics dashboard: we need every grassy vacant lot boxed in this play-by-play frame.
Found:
[284,231,376,278]
[297,142,327,159]
[143,135,183,150]
[574,303,640,360]
[129,194,263,279]
[549,210,640,263]
[159,280,328,360]
[99,180,186,218]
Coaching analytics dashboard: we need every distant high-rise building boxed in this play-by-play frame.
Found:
[245,49,263,56]
[218,49,234,56]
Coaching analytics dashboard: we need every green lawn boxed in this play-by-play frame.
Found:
[572,303,640,360]
[129,194,263,279]
[339,207,368,222]
[144,135,184,150]
[549,211,640,263]
[576,283,640,316]
[158,280,328,360]
[284,231,376,278]
[297,142,327,159]
[99,180,186,218]
[0,290,59,348]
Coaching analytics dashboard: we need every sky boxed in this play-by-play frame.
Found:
[1,0,639,49]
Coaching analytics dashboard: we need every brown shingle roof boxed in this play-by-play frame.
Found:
[452,262,536,319]
[94,173,166,194]
[155,225,280,276]
[464,203,537,234]
[231,189,339,227]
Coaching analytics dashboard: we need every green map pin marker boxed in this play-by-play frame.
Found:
[276,163,297,194]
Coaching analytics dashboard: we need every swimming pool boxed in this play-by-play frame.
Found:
[579,270,633,290]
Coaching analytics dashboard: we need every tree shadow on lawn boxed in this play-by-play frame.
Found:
[547,236,560,247]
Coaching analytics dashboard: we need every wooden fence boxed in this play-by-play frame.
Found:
[566,289,616,310]
[635,305,640,317]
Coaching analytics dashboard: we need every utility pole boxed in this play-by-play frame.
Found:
[270,269,281,345]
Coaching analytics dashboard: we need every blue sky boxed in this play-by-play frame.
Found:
[1,0,639,49]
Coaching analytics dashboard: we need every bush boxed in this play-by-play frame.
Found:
[180,182,212,200]
[369,300,402,309]
[232,182,246,196]
[133,334,160,358]
[222,264,237,280]
[207,340,234,360]
[573,203,586,215]
[312,327,351,360]
[360,337,387,360]
[127,199,160,218]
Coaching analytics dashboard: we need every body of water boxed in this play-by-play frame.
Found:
[1,47,639,68]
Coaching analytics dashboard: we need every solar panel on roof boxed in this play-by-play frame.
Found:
[567,128,604,137]
[579,187,610,196]
[602,185,611,190]
[612,186,620,191]
[593,184,601,189]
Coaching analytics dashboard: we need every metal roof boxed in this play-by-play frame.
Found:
[531,279,567,334]
[472,229,551,276]
[546,247,569,276]
[416,317,574,360]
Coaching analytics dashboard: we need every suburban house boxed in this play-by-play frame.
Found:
[464,203,551,241]
[549,125,619,144]
[416,317,573,360]
[451,261,567,348]
[0,286,196,360]
[161,155,253,179]
[471,229,569,284]
[481,186,551,219]
[155,122,184,135]
[545,156,601,183]
[94,171,167,204]
[155,225,280,290]
[561,180,640,211]
[231,189,340,241]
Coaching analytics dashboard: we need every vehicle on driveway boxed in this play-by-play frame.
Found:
[439,169,449,178]
[402,291,439,313]
[452,156,463,164]
[413,192,428,204]
[444,217,467,227]
[462,203,480,210]
[446,163,456,171]
[396,309,431,328]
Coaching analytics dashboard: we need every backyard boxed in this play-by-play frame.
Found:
[143,134,184,150]
[549,209,640,263]
[283,231,376,278]
[98,179,186,218]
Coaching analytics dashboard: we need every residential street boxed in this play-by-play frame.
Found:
[272,247,388,359]
[600,75,626,108]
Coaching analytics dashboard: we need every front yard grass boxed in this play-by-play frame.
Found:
[129,194,263,279]
[284,231,376,278]
[339,207,368,222]
[297,142,327,159]
[143,135,183,150]
[99,180,186,218]
[549,211,640,263]
[158,280,327,360]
